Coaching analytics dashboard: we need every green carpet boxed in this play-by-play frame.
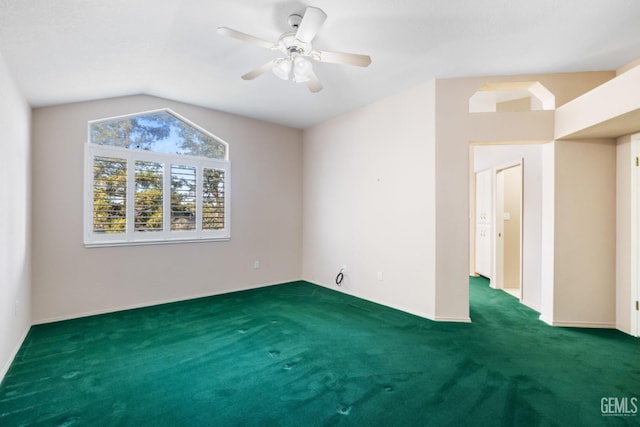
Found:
[1,278,638,426]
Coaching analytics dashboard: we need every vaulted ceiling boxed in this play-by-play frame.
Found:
[1,0,639,129]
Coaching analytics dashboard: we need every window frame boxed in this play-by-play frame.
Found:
[84,110,231,248]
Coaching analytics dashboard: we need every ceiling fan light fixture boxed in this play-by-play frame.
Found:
[272,58,292,80]
[293,56,313,82]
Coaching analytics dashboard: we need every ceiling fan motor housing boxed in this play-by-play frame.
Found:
[287,14,303,29]
[278,32,312,57]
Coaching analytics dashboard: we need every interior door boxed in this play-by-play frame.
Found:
[493,162,523,294]
[502,164,522,292]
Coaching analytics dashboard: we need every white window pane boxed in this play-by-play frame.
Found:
[171,164,196,231]
[93,156,127,233]
[203,168,225,230]
[135,161,163,232]
[90,110,227,159]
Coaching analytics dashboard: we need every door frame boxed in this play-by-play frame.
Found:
[631,136,640,336]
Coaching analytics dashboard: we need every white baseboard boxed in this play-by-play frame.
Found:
[32,280,298,325]
[539,314,616,329]
[433,315,472,323]
[0,325,30,385]
[539,314,553,325]
[615,324,634,336]
[5,280,303,383]
[552,321,616,329]
[306,280,473,323]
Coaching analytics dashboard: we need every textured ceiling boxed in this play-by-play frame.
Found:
[1,0,639,129]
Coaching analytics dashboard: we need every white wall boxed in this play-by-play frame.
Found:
[474,144,543,311]
[302,81,438,319]
[31,95,303,323]
[0,52,31,381]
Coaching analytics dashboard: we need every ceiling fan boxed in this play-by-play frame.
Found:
[217,6,372,93]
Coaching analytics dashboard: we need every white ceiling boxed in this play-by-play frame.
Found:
[1,0,639,129]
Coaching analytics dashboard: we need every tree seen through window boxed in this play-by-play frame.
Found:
[90,110,226,159]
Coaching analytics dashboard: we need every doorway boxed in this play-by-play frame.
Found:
[470,148,524,302]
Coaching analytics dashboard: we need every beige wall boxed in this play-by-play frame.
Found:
[0,52,32,380]
[31,95,303,323]
[555,66,640,139]
[302,81,438,319]
[552,139,616,326]
[497,97,531,113]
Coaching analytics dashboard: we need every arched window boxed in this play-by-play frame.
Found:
[84,109,230,247]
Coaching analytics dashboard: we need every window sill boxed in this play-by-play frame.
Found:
[84,237,230,248]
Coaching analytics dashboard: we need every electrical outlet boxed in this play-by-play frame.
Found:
[377,272,383,281]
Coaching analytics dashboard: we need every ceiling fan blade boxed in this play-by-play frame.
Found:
[295,7,327,43]
[241,61,276,80]
[217,27,275,50]
[306,71,323,93]
[312,50,372,67]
